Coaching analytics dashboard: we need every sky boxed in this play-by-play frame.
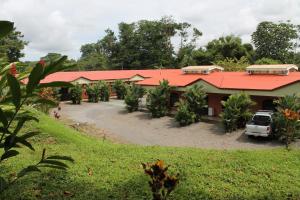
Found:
[0,0,300,61]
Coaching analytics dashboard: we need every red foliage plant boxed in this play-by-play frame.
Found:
[142,160,179,200]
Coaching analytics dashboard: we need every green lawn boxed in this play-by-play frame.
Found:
[1,110,300,199]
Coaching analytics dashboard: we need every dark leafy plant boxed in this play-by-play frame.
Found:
[273,94,300,148]
[183,85,207,121]
[112,80,127,99]
[0,20,74,194]
[220,93,255,132]
[98,81,110,101]
[86,84,100,103]
[175,100,196,126]
[70,84,82,104]
[146,80,172,118]
[142,160,179,200]
[124,84,145,112]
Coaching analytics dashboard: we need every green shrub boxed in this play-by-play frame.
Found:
[273,94,300,147]
[220,93,255,132]
[70,84,82,104]
[124,84,145,112]
[98,81,110,101]
[184,85,207,121]
[86,84,100,103]
[113,80,127,99]
[175,100,196,126]
[146,80,171,118]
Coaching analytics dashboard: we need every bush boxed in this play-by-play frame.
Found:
[146,80,171,118]
[175,100,196,126]
[98,81,110,101]
[70,84,82,104]
[124,84,145,112]
[86,84,100,103]
[113,80,127,99]
[273,94,300,148]
[220,93,255,132]
[142,160,179,200]
[184,85,207,121]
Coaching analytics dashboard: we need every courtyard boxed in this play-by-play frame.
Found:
[57,99,284,149]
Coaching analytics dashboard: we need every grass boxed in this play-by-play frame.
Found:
[1,110,300,199]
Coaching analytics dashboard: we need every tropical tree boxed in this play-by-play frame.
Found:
[183,85,207,121]
[273,94,300,148]
[0,27,28,62]
[252,21,299,63]
[0,20,74,193]
[98,81,110,101]
[254,57,281,65]
[146,80,172,118]
[175,100,196,126]
[86,84,100,103]
[206,35,255,62]
[124,84,145,112]
[113,80,127,99]
[214,56,249,72]
[220,93,255,132]
[70,84,82,104]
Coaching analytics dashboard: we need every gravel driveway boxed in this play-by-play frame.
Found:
[58,100,283,149]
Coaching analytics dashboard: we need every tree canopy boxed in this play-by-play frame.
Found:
[0,28,28,62]
[252,21,299,63]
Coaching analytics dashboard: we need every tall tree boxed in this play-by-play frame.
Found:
[206,35,254,62]
[79,17,191,70]
[0,28,28,62]
[251,21,298,63]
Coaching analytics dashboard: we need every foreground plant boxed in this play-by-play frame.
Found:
[142,160,179,200]
[0,20,74,193]
[273,94,300,148]
[220,93,255,132]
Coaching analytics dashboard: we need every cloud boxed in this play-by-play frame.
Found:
[0,0,299,61]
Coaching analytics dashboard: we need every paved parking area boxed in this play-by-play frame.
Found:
[58,100,283,149]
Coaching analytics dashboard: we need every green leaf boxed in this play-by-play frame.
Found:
[17,165,41,178]
[40,159,69,168]
[0,108,8,127]
[43,56,68,77]
[19,131,39,140]
[26,64,44,95]
[37,81,73,89]
[0,21,14,39]
[38,165,67,170]
[17,139,34,151]
[1,150,19,160]
[47,155,74,163]
[6,73,21,108]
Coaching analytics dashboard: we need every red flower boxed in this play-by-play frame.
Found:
[38,59,46,67]
[9,63,17,76]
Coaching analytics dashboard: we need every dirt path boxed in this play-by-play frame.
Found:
[55,100,286,149]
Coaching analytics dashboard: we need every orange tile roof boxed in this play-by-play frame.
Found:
[136,70,300,91]
[41,69,300,91]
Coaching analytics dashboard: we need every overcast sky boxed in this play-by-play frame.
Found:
[1,0,300,61]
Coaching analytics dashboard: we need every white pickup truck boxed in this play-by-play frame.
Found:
[245,110,274,137]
